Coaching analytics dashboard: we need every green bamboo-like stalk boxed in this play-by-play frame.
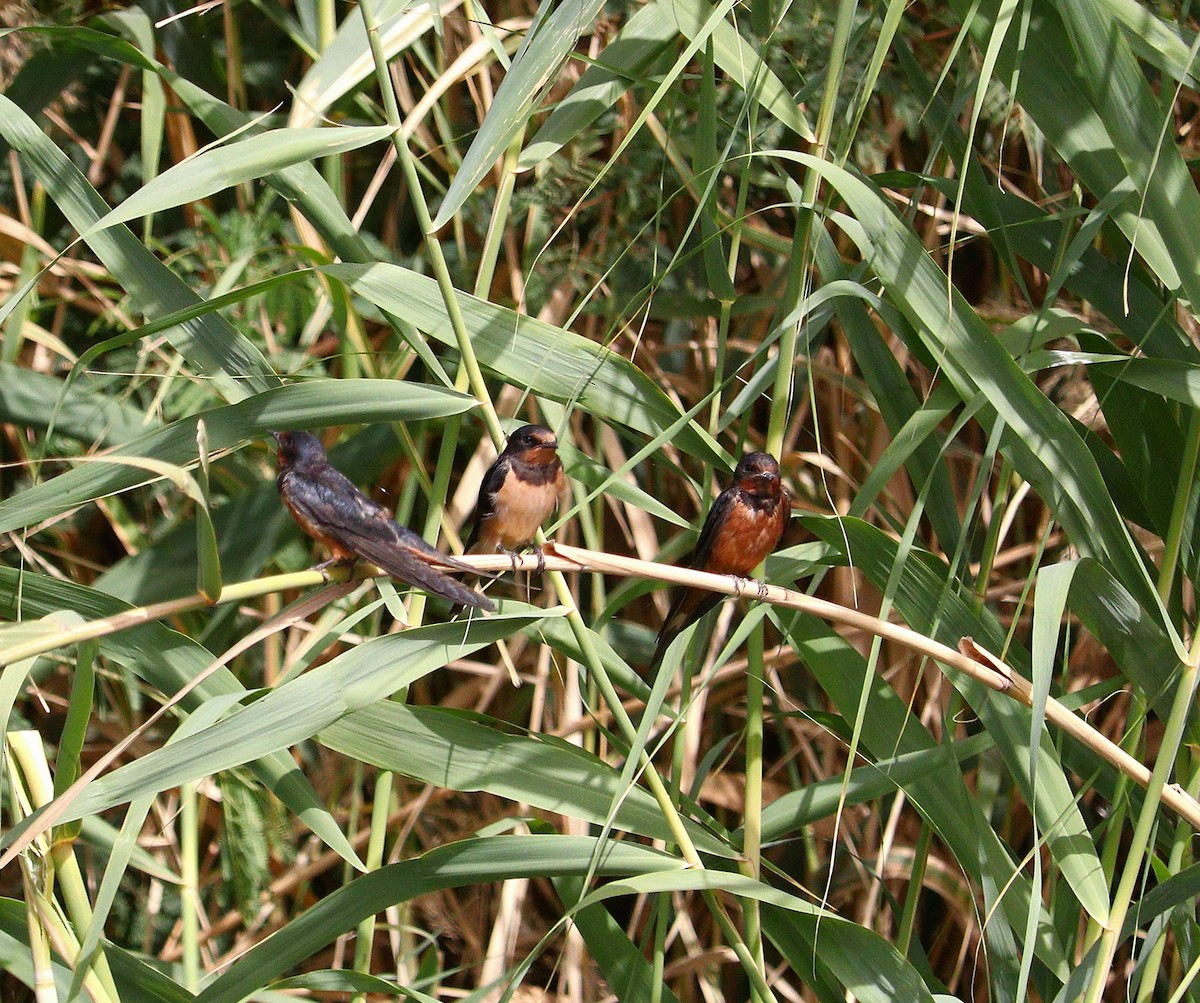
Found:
[351,769,394,1003]
[357,0,505,448]
[540,565,779,1002]
[350,7,770,992]
[350,13,777,991]
[1112,410,1200,999]
[1085,641,1200,1002]
[1156,410,1200,607]
[1134,750,1200,1002]
[181,780,200,992]
[6,732,119,1003]
[765,0,856,458]
[895,820,932,957]
[742,627,767,1002]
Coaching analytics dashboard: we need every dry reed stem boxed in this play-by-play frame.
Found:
[2,540,1194,881]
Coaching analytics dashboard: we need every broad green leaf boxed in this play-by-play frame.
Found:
[577,870,934,1003]
[1093,357,1200,409]
[99,9,164,192]
[78,126,394,238]
[1104,0,1200,91]
[193,836,683,1003]
[322,262,724,464]
[321,702,732,856]
[0,92,277,402]
[0,362,150,446]
[27,612,542,828]
[759,735,992,842]
[1051,2,1200,308]
[948,0,1200,308]
[21,24,452,384]
[273,972,408,996]
[520,0,676,168]
[0,612,87,746]
[559,873,682,1003]
[0,379,476,535]
[0,568,362,868]
[657,0,814,141]
[1059,558,1188,728]
[1031,564,1074,782]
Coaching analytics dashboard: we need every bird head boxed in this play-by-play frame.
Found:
[270,430,328,471]
[506,424,559,465]
[733,451,782,498]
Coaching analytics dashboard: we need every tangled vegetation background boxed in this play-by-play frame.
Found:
[2,0,1200,1000]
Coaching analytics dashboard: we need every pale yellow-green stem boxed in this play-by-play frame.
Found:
[357,0,505,448]
[1083,634,1200,1003]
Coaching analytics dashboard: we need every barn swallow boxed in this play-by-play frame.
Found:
[465,424,564,557]
[651,451,790,665]
[449,424,563,617]
[272,430,495,612]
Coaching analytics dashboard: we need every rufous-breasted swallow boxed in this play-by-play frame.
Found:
[272,430,495,612]
[651,451,790,664]
[465,424,564,557]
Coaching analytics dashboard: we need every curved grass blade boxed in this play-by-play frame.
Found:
[0,899,189,1003]
[322,262,723,463]
[77,126,393,239]
[0,92,277,402]
[193,835,682,1003]
[577,870,934,1003]
[321,701,732,856]
[433,0,606,228]
[15,613,543,831]
[0,567,362,868]
[0,379,476,535]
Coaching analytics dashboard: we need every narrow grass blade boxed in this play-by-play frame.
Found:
[434,0,606,227]
[77,126,393,239]
[321,702,731,855]
[0,379,476,535]
[322,262,723,462]
[0,93,278,402]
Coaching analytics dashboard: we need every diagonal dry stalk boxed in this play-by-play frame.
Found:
[3,541,1195,836]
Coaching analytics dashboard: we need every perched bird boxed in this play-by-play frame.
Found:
[272,430,495,612]
[651,451,791,665]
[465,424,564,558]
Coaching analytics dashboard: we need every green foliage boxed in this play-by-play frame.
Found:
[2,1,1200,1001]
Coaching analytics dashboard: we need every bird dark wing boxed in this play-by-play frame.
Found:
[281,466,392,547]
[288,470,494,611]
[466,454,510,552]
[649,489,738,665]
[688,487,739,576]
